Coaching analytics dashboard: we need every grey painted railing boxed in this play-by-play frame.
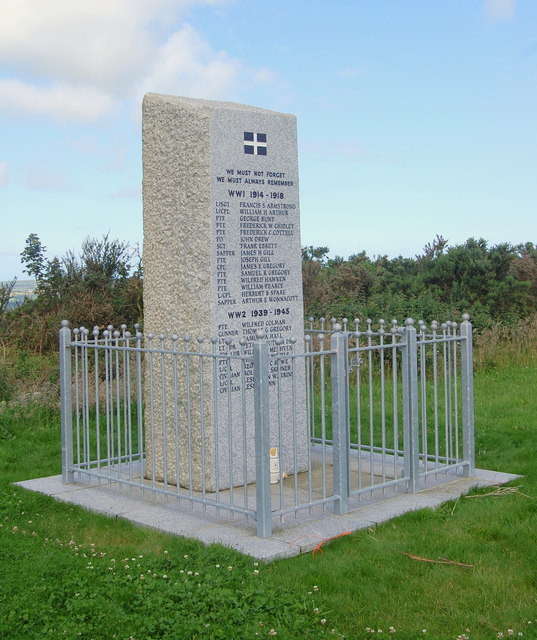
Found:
[59,315,474,538]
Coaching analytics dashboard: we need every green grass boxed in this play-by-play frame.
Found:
[1,365,537,639]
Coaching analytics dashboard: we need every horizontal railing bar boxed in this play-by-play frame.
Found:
[349,475,410,496]
[419,461,469,478]
[271,494,339,517]
[71,469,257,517]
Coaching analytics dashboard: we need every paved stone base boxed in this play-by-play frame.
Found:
[16,467,520,561]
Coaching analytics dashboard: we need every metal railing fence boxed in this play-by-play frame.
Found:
[59,315,474,537]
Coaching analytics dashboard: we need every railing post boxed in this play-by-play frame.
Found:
[401,319,420,493]
[460,314,475,476]
[59,320,74,483]
[253,331,272,538]
[331,325,350,515]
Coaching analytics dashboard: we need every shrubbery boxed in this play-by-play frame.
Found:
[2,232,536,363]
[1,234,143,354]
[302,236,537,329]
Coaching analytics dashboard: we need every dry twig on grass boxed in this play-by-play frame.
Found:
[401,552,473,568]
[465,485,532,499]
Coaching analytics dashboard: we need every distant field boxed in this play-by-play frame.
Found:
[2,279,36,308]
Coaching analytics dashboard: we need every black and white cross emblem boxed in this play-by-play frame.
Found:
[244,132,267,155]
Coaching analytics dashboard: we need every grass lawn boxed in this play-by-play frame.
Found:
[1,366,536,639]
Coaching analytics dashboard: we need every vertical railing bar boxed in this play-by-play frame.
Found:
[114,330,122,482]
[72,329,81,470]
[419,324,428,477]
[319,333,327,500]
[135,328,145,488]
[184,337,193,502]
[225,341,234,512]
[303,337,314,510]
[331,325,349,515]
[92,328,101,474]
[460,315,475,476]
[290,339,299,511]
[170,336,180,496]
[367,322,374,488]
[82,329,90,470]
[239,339,249,512]
[212,342,221,511]
[442,324,450,466]
[431,322,440,470]
[302,351,313,514]
[157,335,168,492]
[253,334,271,538]
[275,343,285,513]
[60,321,74,483]
[308,321,316,442]
[452,326,460,464]
[446,322,454,462]
[122,328,133,485]
[147,334,156,490]
[379,322,387,486]
[391,323,399,483]
[104,329,112,481]
[402,319,419,493]
[198,338,207,508]
[123,329,132,473]
[356,323,363,493]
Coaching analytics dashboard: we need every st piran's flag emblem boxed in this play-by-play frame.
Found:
[244,132,267,155]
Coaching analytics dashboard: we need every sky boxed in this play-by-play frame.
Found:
[1,0,536,280]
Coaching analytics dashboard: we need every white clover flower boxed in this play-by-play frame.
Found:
[227,566,233,571]
[253,570,260,575]
[313,585,319,591]
[320,619,327,625]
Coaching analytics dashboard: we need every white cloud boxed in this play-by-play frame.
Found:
[0,79,115,121]
[0,162,7,187]
[138,24,240,100]
[0,0,265,121]
[483,0,516,21]
[25,166,74,191]
[0,1,183,91]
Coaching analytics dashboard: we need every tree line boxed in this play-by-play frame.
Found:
[302,235,537,328]
[1,233,536,354]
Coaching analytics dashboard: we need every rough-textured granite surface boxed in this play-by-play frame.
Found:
[142,93,307,490]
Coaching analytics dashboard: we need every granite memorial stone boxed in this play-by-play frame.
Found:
[142,93,307,490]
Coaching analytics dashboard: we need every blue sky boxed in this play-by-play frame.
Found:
[1,0,536,280]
